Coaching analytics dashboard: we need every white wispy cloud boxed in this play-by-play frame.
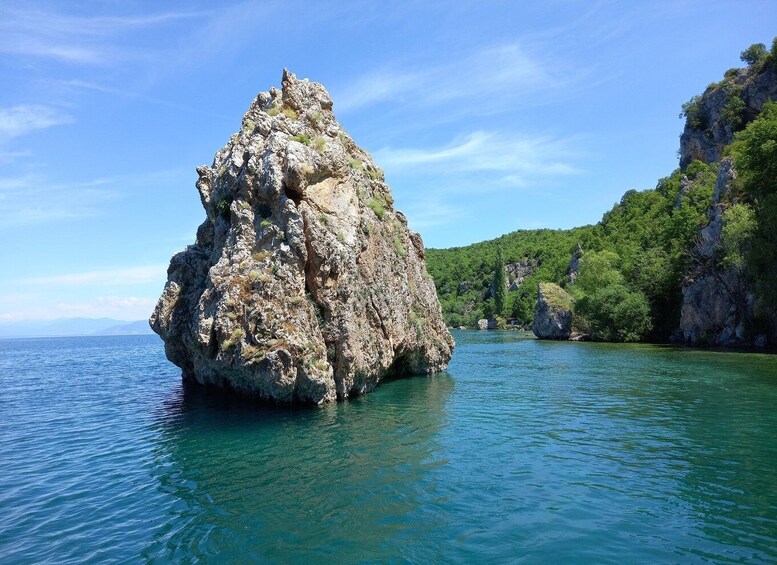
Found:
[335,41,561,113]
[0,174,112,194]
[0,105,73,141]
[22,265,167,286]
[0,6,212,64]
[375,130,582,180]
[0,174,117,227]
[55,79,231,119]
[54,296,157,318]
[0,169,186,227]
[399,195,466,232]
[334,70,421,112]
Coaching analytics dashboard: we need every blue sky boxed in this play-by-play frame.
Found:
[1,0,775,322]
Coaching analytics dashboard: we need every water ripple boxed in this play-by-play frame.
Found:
[1,333,777,562]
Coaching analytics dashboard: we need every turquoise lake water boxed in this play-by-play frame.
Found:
[1,330,777,563]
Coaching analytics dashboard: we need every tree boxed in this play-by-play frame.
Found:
[730,102,777,200]
[492,247,507,316]
[721,203,756,273]
[572,250,623,297]
[729,101,777,309]
[584,285,652,342]
[740,43,767,66]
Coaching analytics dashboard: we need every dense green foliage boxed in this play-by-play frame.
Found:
[426,228,593,328]
[680,95,706,129]
[740,43,768,66]
[729,101,777,200]
[570,251,652,342]
[427,160,716,340]
[427,42,777,342]
[591,161,717,338]
[739,39,777,70]
[722,86,746,131]
[721,204,756,273]
[729,101,777,309]
[492,247,507,316]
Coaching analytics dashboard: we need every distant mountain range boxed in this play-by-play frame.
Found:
[0,318,154,338]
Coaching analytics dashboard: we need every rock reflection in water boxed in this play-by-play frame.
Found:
[145,373,454,563]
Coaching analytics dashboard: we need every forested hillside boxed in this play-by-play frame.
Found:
[426,227,593,328]
[427,38,777,345]
[427,161,716,339]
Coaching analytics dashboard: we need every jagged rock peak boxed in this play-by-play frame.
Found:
[151,71,454,404]
[679,62,777,169]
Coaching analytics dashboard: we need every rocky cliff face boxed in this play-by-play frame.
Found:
[151,70,454,404]
[532,283,575,340]
[676,55,777,347]
[679,64,777,169]
[679,159,753,345]
[484,259,537,297]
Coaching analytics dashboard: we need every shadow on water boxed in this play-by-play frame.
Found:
[144,371,455,563]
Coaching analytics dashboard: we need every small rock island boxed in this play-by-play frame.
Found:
[151,70,454,404]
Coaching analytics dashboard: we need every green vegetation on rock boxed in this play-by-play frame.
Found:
[729,101,777,309]
[428,38,777,344]
[740,42,768,66]
[538,282,574,310]
[492,247,507,316]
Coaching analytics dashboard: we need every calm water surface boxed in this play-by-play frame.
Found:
[1,331,777,563]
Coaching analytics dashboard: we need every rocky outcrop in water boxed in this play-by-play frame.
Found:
[532,283,575,339]
[151,70,454,404]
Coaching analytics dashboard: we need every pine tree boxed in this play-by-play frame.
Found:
[493,247,507,316]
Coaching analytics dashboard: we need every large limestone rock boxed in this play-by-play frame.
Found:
[532,282,575,340]
[151,70,454,404]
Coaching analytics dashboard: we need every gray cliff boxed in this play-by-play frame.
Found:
[679,64,777,169]
[679,159,753,345]
[151,71,454,403]
[677,56,777,347]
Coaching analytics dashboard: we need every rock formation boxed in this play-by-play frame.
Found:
[484,258,536,297]
[679,64,777,169]
[676,57,777,347]
[532,283,575,340]
[151,70,454,404]
[679,159,752,345]
[477,318,497,330]
[568,244,583,284]
[507,259,537,291]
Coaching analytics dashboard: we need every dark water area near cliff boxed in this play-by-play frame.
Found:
[2,331,777,563]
